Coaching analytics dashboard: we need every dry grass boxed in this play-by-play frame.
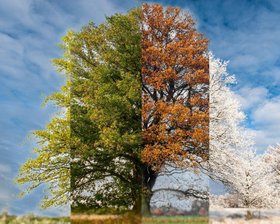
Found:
[71,214,141,224]
[0,216,69,224]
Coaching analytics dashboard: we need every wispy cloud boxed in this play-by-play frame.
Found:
[251,96,280,151]
[236,86,280,152]
[235,86,269,111]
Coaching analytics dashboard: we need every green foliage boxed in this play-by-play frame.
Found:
[17,7,142,211]
[16,82,71,208]
[68,8,142,211]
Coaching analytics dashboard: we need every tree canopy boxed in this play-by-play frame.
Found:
[17,8,142,212]
[17,4,210,215]
[68,7,142,212]
[141,4,209,172]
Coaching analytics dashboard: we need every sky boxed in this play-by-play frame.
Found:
[1,0,280,216]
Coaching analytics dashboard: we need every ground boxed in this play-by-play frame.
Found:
[5,208,280,224]
[71,214,208,224]
[210,208,280,224]
[0,212,69,224]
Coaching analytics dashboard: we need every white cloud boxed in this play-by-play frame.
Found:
[234,86,280,152]
[235,86,268,110]
[253,97,280,125]
[242,95,280,152]
[251,129,280,153]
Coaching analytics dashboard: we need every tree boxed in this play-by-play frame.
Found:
[233,149,275,208]
[210,148,278,208]
[17,4,210,216]
[149,54,248,213]
[209,55,279,209]
[17,8,143,213]
[141,3,209,214]
[68,8,142,213]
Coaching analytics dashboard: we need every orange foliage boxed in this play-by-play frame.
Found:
[141,4,209,171]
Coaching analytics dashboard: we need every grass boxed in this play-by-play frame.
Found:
[143,216,208,224]
[0,213,69,224]
[71,214,208,224]
[0,213,208,224]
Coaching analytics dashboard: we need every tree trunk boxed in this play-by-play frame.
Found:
[245,210,253,220]
[132,186,152,216]
[141,187,152,216]
[133,192,142,214]
[141,164,157,216]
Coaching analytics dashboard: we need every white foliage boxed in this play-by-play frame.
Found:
[209,54,279,208]
[263,144,280,186]
[261,144,280,206]
[209,54,252,184]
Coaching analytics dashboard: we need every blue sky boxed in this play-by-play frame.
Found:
[1,0,280,216]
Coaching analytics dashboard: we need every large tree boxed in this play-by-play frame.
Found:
[17,4,210,216]
[68,8,142,213]
[18,8,143,213]
[141,3,209,213]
